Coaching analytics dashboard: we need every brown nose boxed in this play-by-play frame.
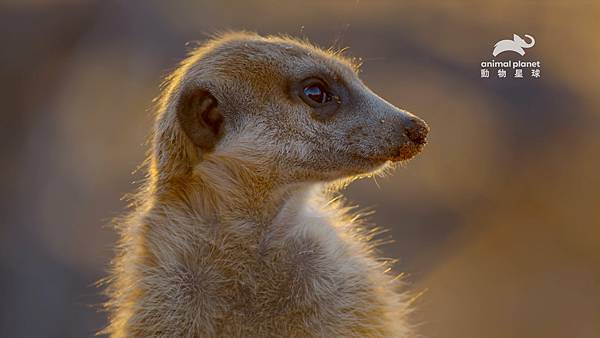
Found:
[404,116,429,146]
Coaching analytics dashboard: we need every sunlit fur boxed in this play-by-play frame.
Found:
[103,32,422,337]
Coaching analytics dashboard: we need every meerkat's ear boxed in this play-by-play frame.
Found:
[176,87,224,152]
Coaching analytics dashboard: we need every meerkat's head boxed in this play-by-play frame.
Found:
[154,32,428,185]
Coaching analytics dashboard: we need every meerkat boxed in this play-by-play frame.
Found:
[103,32,429,337]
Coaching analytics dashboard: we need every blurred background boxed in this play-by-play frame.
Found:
[1,1,599,337]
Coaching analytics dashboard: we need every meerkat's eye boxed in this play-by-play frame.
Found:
[303,84,329,104]
[298,78,335,108]
[296,77,340,120]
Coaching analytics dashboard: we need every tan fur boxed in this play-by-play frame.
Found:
[103,32,427,337]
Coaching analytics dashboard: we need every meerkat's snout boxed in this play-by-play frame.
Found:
[390,110,429,161]
[358,91,429,163]
[403,114,429,146]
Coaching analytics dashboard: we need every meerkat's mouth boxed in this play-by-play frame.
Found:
[356,141,426,164]
[352,142,425,165]
[387,141,426,162]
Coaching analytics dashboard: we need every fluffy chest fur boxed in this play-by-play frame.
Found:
[110,189,411,337]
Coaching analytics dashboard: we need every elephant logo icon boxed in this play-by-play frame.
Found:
[492,34,535,56]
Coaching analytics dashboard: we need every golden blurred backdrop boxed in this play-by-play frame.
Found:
[0,1,598,337]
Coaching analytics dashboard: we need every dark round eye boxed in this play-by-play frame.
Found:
[303,84,329,104]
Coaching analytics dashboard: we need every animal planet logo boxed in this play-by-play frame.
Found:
[481,33,541,79]
[493,34,535,56]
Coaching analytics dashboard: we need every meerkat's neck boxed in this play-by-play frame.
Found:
[150,154,320,236]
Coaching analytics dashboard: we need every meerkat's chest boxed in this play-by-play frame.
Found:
[199,230,380,335]
[140,210,396,336]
